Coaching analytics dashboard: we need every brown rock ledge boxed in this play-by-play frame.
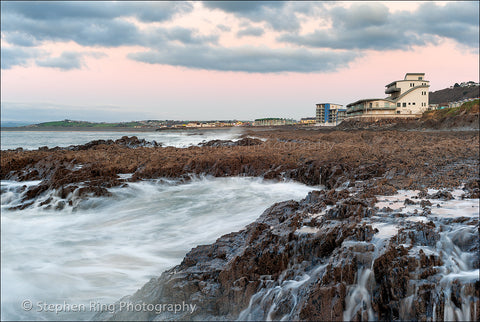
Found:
[1,129,478,209]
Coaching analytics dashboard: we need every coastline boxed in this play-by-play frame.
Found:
[0,126,236,132]
[0,124,319,132]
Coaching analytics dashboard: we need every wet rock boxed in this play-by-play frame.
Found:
[429,190,454,200]
[462,179,480,199]
[325,198,372,220]
[420,200,432,208]
[199,138,263,147]
[404,198,416,205]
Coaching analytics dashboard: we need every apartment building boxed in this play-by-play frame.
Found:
[316,103,347,125]
[346,73,430,118]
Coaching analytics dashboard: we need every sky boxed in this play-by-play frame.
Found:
[1,1,479,122]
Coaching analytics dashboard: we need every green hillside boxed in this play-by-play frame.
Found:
[34,120,142,128]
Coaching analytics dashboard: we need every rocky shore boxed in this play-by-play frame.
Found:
[1,125,479,321]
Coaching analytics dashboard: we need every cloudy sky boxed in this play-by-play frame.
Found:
[1,1,479,122]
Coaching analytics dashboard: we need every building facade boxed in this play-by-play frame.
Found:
[316,103,347,125]
[346,73,430,118]
[253,118,296,126]
[300,117,316,125]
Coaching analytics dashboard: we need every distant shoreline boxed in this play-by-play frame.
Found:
[0,126,244,132]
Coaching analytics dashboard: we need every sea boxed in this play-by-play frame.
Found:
[0,130,315,320]
[0,128,247,150]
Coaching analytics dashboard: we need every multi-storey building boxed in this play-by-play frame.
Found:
[316,103,347,125]
[346,73,430,118]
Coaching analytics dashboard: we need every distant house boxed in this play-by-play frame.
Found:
[300,117,316,125]
[316,103,346,125]
[346,73,430,118]
[253,118,296,126]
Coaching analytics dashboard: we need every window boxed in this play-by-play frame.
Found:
[418,77,423,80]
[412,102,415,105]
[403,103,406,107]
[397,111,401,114]
[397,103,401,107]
[408,102,411,105]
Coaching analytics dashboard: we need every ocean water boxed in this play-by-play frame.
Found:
[1,177,315,321]
[0,128,245,150]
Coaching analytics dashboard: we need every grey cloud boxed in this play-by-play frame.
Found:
[203,1,299,32]
[237,27,265,38]
[1,1,193,23]
[217,24,231,32]
[202,1,284,13]
[2,12,141,47]
[3,31,39,47]
[408,2,479,47]
[278,26,426,51]
[35,51,107,70]
[128,45,360,73]
[163,27,219,45]
[330,3,389,29]
[2,2,213,49]
[278,2,479,50]
[0,46,42,69]
[140,27,219,49]
[1,1,213,69]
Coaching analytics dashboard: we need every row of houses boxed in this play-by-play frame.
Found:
[253,118,296,126]
[429,97,480,110]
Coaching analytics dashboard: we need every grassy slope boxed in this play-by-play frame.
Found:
[422,99,479,120]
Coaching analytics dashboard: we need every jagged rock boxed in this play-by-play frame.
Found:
[429,190,454,200]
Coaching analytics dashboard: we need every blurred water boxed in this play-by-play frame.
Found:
[1,176,314,321]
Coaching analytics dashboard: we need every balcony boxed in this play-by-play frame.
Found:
[385,86,401,94]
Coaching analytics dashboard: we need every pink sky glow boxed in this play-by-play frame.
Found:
[1,1,478,122]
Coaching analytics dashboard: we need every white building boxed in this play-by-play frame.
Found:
[346,73,430,118]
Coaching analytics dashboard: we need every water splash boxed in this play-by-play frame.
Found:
[238,264,327,321]
[1,177,314,321]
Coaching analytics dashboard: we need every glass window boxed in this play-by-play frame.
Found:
[403,103,406,107]
[397,103,401,107]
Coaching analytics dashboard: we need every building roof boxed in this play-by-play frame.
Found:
[316,103,343,106]
[385,73,428,87]
[405,72,425,76]
[346,98,394,107]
